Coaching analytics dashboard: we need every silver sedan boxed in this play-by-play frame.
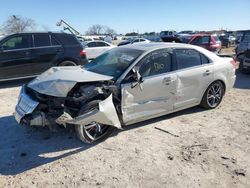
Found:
[14,43,236,143]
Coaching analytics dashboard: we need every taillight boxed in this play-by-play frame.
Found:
[80,49,86,56]
[230,59,238,69]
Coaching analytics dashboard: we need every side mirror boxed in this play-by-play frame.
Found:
[131,67,143,89]
[0,46,4,52]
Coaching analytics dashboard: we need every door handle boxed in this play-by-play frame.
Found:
[204,70,211,76]
[163,77,173,85]
[23,51,30,56]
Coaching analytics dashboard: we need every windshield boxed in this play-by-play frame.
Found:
[84,47,143,79]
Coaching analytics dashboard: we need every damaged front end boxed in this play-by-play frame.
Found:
[14,81,121,131]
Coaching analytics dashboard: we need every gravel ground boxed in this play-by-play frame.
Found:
[0,70,249,187]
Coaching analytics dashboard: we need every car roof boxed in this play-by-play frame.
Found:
[118,42,196,51]
[118,42,220,61]
[6,32,74,35]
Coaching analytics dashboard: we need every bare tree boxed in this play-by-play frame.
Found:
[104,26,116,35]
[1,15,36,34]
[85,24,116,35]
[86,24,104,35]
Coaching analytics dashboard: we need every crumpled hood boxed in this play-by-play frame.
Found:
[28,66,113,97]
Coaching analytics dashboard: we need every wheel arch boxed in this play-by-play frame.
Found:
[57,57,79,66]
[200,79,227,104]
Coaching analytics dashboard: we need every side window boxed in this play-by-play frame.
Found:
[191,36,202,44]
[51,36,60,46]
[175,49,202,70]
[133,39,140,43]
[201,54,210,64]
[1,35,30,50]
[87,42,97,48]
[139,50,172,77]
[34,34,50,47]
[96,42,107,47]
[201,36,210,44]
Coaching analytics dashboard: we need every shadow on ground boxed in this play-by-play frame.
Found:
[0,115,95,176]
[0,106,205,176]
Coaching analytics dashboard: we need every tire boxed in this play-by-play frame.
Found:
[75,100,115,144]
[200,81,225,109]
[59,60,77,66]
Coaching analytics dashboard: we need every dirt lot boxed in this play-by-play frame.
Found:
[0,69,250,187]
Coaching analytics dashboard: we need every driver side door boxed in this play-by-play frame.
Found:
[121,49,177,125]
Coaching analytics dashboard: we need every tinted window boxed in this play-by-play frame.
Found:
[1,35,30,50]
[96,42,108,47]
[34,34,50,47]
[192,36,210,44]
[201,54,210,64]
[133,39,140,43]
[54,34,79,45]
[175,49,201,69]
[51,36,60,46]
[139,50,172,77]
[87,42,97,47]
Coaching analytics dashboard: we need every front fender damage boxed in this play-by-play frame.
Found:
[56,94,121,129]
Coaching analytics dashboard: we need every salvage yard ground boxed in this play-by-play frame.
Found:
[0,48,250,187]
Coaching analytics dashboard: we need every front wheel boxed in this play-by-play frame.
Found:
[75,100,115,144]
[200,81,225,109]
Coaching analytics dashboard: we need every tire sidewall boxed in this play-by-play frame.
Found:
[201,81,225,109]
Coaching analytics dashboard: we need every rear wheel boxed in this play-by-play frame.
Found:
[75,100,115,144]
[200,81,225,109]
[59,60,77,66]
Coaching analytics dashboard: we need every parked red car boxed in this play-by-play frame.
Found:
[188,34,222,53]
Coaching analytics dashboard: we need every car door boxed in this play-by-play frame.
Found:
[85,42,98,59]
[121,49,177,125]
[174,48,214,109]
[0,34,33,80]
[95,41,111,55]
[30,33,63,74]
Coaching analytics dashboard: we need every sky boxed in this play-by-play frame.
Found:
[0,0,250,34]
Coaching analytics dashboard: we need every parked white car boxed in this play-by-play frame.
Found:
[83,40,115,59]
[14,43,236,143]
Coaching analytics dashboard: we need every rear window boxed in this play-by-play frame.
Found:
[34,34,50,47]
[213,35,220,42]
[54,34,79,45]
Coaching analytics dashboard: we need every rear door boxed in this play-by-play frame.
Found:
[121,49,177,124]
[85,42,98,59]
[31,33,62,74]
[0,34,33,80]
[173,48,214,109]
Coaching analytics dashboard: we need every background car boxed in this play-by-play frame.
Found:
[14,43,236,143]
[236,30,250,62]
[219,32,236,48]
[82,40,115,60]
[117,38,150,46]
[0,32,88,81]
[188,34,222,53]
[160,30,181,42]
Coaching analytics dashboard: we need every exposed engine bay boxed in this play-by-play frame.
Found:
[16,80,122,130]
